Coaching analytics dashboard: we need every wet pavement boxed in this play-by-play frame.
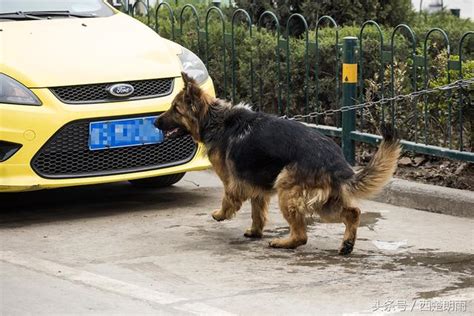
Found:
[1,170,473,315]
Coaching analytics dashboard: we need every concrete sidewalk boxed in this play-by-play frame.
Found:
[1,170,472,315]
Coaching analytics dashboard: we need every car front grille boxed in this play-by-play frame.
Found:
[50,78,174,104]
[31,114,197,179]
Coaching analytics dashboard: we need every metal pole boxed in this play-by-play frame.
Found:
[341,36,358,165]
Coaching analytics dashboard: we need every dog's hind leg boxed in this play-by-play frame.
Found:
[212,189,244,221]
[244,194,270,238]
[269,188,307,249]
[339,206,361,255]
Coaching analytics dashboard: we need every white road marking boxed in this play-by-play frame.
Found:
[0,251,234,315]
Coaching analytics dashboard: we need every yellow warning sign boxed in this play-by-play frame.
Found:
[342,63,357,83]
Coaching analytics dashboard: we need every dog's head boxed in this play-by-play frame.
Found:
[154,72,212,141]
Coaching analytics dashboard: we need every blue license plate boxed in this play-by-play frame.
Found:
[89,116,163,150]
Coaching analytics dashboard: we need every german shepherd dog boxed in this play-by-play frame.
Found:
[155,72,401,255]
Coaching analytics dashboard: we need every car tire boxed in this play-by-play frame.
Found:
[129,173,185,188]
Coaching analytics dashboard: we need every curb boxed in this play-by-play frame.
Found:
[372,178,474,218]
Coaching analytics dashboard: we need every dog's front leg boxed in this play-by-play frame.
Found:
[212,190,244,221]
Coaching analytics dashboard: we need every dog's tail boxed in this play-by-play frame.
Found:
[347,123,401,199]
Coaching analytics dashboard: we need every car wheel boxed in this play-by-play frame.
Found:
[129,173,185,188]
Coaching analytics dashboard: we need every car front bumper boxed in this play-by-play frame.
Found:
[0,78,214,192]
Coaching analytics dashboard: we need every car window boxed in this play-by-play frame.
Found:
[0,0,114,17]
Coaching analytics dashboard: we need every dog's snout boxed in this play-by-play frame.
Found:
[154,116,162,129]
[155,114,173,131]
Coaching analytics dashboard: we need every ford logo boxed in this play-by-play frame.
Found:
[107,83,134,97]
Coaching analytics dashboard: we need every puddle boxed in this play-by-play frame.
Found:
[394,252,474,274]
[359,212,383,230]
[258,249,474,278]
[175,217,473,284]
[288,250,363,268]
[416,276,473,299]
[178,224,473,299]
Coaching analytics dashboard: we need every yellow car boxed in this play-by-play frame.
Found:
[0,0,213,192]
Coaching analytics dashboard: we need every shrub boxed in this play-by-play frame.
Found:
[235,0,415,30]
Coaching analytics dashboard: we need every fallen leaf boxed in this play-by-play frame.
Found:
[398,157,412,166]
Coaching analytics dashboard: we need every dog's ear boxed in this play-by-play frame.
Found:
[181,72,200,98]
[181,72,202,110]
[180,72,211,117]
[181,72,197,89]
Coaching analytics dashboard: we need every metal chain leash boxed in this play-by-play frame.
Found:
[281,78,474,121]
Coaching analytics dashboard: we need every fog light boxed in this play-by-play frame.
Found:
[0,141,22,162]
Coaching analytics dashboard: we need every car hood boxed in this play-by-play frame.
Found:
[0,13,183,88]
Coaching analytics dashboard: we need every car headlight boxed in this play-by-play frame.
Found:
[177,47,209,85]
[0,74,42,106]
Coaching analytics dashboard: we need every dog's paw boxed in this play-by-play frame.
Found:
[269,238,306,249]
[269,239,287,248]
[211,209,227,221]
[244,228,263,238]
[338,240,354,256]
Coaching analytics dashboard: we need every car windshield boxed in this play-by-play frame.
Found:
[0,0,114,17]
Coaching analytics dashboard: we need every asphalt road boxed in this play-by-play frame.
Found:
[1,170,473,315]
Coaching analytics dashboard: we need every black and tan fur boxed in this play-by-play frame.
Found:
[156,72,401,255]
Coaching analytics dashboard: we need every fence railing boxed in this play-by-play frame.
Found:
[121,1,474,163]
